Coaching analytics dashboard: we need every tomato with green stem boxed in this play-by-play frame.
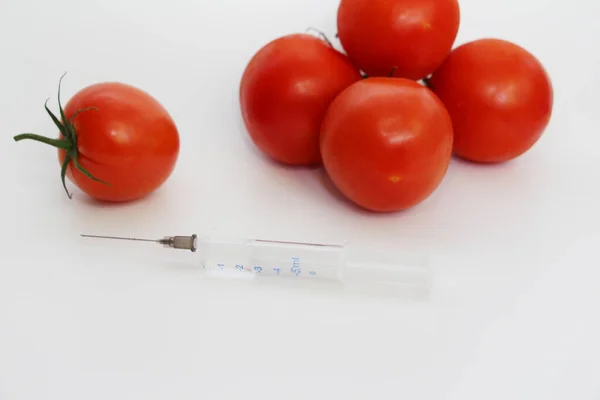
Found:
[13,74,180,202]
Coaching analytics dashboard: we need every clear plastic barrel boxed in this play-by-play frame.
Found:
[195,236,431,295]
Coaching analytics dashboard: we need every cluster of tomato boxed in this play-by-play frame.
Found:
[13,0,553,212]
[239,0,554,212]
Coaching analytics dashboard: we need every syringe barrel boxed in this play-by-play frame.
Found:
[195,237,431,293]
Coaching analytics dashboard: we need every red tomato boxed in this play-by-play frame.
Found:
[337,0,460,80]
[428,39,553,163]
[320,78,453,212]
[14,77,180,202]
[239,33,362,165]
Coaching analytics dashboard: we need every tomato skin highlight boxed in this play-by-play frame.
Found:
[428,38,554,163]
[58,82,180,202]
[337,0,460,80]
[320,78,454,212]
[239,33,362,165]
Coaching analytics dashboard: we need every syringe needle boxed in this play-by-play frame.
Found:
[80,233,198,252]
[80,234,161,243]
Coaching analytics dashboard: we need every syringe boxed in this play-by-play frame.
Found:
[81,233,431,296]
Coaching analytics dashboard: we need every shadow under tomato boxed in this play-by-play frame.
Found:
[243,136,323,173]
[236,114,323,173]
[317,168,356,207]
[449,153,522,170]
[76,185,164,208]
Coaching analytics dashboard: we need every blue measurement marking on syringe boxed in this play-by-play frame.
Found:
[273,268,281,274]
[236,264,244,271]
[253,266,263,273]
[290,257,301,276]
[217,263,225,270]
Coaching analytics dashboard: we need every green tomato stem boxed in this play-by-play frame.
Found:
[13,133,72,150]
[422,77,432,89]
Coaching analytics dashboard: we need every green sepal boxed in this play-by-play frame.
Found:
[60,154,72,199]
[45,99,70,140]
[56,72,74,139]
[71,156,110,186]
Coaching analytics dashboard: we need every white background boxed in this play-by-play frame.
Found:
[1,0,599,398]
